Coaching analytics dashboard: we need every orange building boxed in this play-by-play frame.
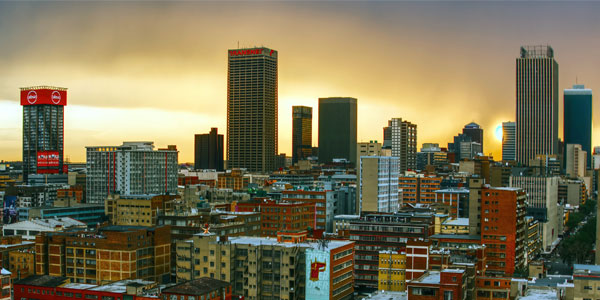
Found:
[407,269,467,300]
[56,186,84,205]
[399,175,442,205]
[475,276,512,300]
[281,188,336,233]
[235,199,316,237]
[217,169,249,191]
[480,187,527,276]
[35,225,171,284]
[0,236,35,280]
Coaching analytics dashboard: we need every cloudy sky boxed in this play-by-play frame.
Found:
[1,1,600,163]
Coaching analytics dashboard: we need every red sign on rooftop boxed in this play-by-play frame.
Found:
[20,88,67,106]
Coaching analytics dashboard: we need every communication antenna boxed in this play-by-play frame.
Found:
[237,41,239,49]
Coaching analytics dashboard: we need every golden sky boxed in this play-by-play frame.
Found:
[1,2,600,163]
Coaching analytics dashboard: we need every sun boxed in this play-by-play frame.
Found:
[494,124,503,141]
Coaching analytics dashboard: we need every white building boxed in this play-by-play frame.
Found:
[2,217,86,240]
[359,156,400,213]
[86,142,178,204]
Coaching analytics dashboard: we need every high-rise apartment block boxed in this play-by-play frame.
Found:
[20,86,67,182]
[564,84,592,169]
[281,189,337,233]
[566,144,587,178]
[194,128,224,171]
[480,187,527,276]
[516,45,559,166]
[388,118,417,172]
[359,156,399,213]
[227,47,278,172]
[510,176,560,253]
[318,97,357,165]
[502,121,516,161]
[86,142,178,204]
[292,106,313,164]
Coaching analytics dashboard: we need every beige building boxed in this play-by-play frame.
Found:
[574,264,600,300]
[566,144,587,178]
[359,156,399,213]
[105,194,176,226]
[440,218,469,234]
[357,141,383,163]
[176,232,355,300]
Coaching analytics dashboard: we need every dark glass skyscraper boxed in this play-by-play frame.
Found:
[292,106,312,164]
[195,128,224,171]
[318,97,357,165]
[516,45,559,166]
[227,47,278,172]
[502,121,516,161]
[462,122,483,153]
[20,86,67,182]
[564,84,592,169]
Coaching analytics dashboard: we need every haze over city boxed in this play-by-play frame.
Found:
[1,1,600,163]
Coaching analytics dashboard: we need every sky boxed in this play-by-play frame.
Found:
[1,1,600,163]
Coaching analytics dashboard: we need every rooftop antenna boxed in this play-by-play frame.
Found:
[237,41,239,49]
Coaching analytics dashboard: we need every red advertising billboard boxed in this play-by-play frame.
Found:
[20,88,67,106]
[37,151,60,168]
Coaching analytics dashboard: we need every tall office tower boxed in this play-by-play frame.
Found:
[564,84,592,169]
[20,86,67,183]
[463,122,484,152]
[502,121,516,161]
[194,128,224,171]
[388,118,417,172]
[359,156,399,213]
[292,106,312,164]
[227,47,278,172]
[516,45,559,166]
[86,142,178,204]
[318,97,357,165]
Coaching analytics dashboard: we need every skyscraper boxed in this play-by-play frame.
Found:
[516,45,559,166]
[194,128,224,171]
[318,97,357,165]
[502,121,516,161]
[564,84,592,169]
[292,106,312,164]
[227,47,278,172]
[462,122,483,152]
[20,86,67,183]
[388,118,417,172]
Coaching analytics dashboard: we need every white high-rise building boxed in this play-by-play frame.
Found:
[86,142,178,204]
[359,156,399,213]
[388,118,417,172]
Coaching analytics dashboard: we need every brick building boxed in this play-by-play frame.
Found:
[407,269,466,300]
[35,225,171,284]
[161,277,232,300]
[399,175,442,205]
[217,169,249,191]
[480,187,527,276]
[235,199,316,237]
[281,188,337,233]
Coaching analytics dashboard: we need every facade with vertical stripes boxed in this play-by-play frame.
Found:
[85,142,178,204]
[227,47,278,173]
[516,45,559,166]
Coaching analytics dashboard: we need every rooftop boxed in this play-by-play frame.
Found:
[14,275,70,287]
[574,264,600,276]
[430,234,481,240]
[361,291,407,300]
[413,271,441,284]
[206,235,354,250]
[161,278,229,296]
[443,218,469,226]
[517,288,558,300]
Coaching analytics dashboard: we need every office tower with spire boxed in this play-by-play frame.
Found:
[227,47,278,172]
[516,45,559,166]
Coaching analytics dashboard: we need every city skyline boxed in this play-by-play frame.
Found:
[2,2,600,162]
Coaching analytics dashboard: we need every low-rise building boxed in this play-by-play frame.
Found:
[573,264,600,300]
[105,194,176,226]
[2,218,86,240]
[407,269,466,300]
[235,199,316,237]
[378,250,406,292]
[161,277,232,300]
[18,204,106,225]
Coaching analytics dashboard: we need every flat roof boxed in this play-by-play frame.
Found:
[14,275,69,287]
[225,236,354,250]
[414,271,441,284]
[430,234,481,240]
[362,291,407,300]
[518,288,558,300]
[443,218,469,226]
[161,278,229,296]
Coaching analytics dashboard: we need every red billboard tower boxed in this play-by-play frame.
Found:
[21,86,67,182]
